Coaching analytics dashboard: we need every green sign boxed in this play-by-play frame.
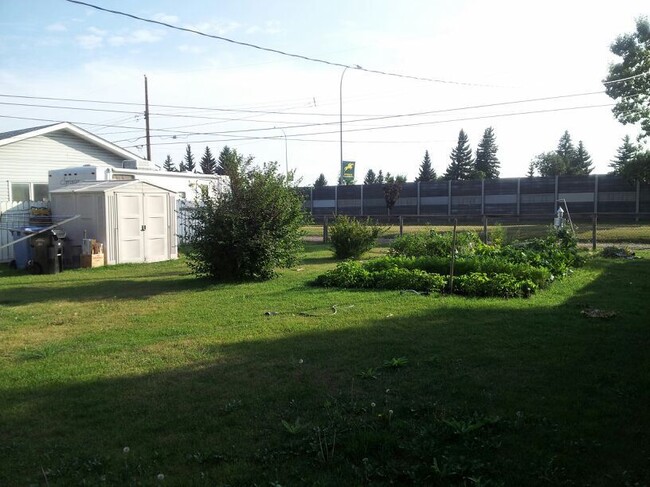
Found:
[341,160,355,183]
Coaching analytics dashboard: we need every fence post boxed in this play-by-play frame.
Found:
[516,178,521,216]
[334,186,338,216]
[310,187,314,215]
[448,180,452,216]
[482,215,488,244]
[417,181,421,216]
[323,216,328,243]
[481,179,485,215]
[449,218,458,294]
[399,215,403,237]
[360,184,364,216]
[592,214,597,251]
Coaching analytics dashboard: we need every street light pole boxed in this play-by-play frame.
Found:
[339,66,349,185]
[274,126,289,181]
[339,65,361,185]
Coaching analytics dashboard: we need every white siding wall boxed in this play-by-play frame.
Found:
[0,131,130,201]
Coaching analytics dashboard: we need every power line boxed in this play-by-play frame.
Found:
[65,0,501,88]
[125,102,615,147]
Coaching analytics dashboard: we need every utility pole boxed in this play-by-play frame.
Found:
[144,75,151,161]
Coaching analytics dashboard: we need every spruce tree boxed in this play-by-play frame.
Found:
[364,169,376,184]
[183,144,196,173]
[314,173,327,188]
[162,154,176,172]
[569,140,593,175]
[526,161,536,178]
[376,170,385,184]
[474,127,500,179]
[444,129,473,180]
[610,135,639,175]
[200,146,217,174]
[556,131,576,160]
[416,150,436,181]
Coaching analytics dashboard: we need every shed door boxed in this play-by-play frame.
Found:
[117,194,145,263]
[143,194,169,263]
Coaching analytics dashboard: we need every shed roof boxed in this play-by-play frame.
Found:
[50,180,175,194]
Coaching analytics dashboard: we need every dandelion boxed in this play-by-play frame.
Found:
[371,402,376,408]
[385,388,390,393]
[298,358,304,364]
[123,447,130,454]
[157,473,165,481]
[389,409,394,416]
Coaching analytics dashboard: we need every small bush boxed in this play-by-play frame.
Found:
[314,260,371,288]
[329,216,383,259]
[370,268,446,292]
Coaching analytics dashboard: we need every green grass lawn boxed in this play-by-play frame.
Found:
[1,245,649,485]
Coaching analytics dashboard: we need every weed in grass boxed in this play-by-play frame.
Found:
[383,356,408,368]
[357,367,379,380]
[281,418,303,435]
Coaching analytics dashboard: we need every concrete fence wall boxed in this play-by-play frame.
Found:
[300,175,650,218]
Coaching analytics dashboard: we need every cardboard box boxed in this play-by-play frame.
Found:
[81,253,105,268]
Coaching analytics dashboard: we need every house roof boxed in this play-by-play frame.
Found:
[0,122,150,168]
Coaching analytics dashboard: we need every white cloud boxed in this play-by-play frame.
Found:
[178,44,205,54]
[184,20,241,36]
[245,21,282,36]
[76,34,103,50]
[87,26,107,36]
[108,29,164,47]
[153,13,179,24]
[46,23,67,32]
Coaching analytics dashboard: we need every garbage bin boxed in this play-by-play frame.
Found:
[29,229,66,274]
[9,226,47,269]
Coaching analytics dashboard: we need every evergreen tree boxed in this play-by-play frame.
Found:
[395,175,407,184]
[179,160,187,172]
[570,140,593,175]
[385,172,394,184]
[610,135,639,175]
[364,169,377,184]
[183,144,196,173]
[162,154,176,172]
[216,146,253,188]
[416,150,436,181]
[314,173,327,188]
[376,170,385,184]
[444,129,474,180]
[556,130,576,160]
[200,146,217,174]
[526,161,536,178]
[474,127,500,179]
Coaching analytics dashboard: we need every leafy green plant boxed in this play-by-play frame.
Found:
[383,357,408,368]
[358,367,380,380]
[390,230,487,258]
[329,215,384,259]
[455,272,537,298]
[313,260,370,288]
[281,418,304,435]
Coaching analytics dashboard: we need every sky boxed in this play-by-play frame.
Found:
[0,0,648,185]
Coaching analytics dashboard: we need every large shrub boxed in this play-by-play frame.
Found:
[187,162,306,280]
[329,215,383,259]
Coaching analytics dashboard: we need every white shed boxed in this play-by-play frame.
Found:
[50,180,177,266]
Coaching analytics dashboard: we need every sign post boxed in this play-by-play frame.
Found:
[340,160,355,185]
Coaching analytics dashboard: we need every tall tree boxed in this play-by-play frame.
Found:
[162,154,176,172]
[314,173,327,188]
[183,144,196,173]
[474,127,500,179]
[604,17,650,138]
[364,169,377,185]
[571,140,593,175]
[416,150,436,181]
[526,161,536,178]
[200,146,217,174]
[395,175,407,184]
[610,135,639,174]
[531,152,568,177]
[556,130,576,160]
[444,129,474,180]
[217,146,253,189]
[375,170,385,184]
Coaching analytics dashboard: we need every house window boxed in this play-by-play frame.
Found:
[10,182,49,202]
[10,182,29,202]
[33,184,49,201]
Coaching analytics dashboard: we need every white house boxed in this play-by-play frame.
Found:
[0,122,227,264]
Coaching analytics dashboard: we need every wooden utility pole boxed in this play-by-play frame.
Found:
[144,75,151,161]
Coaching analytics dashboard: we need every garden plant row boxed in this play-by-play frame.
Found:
[315,222,585,298]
